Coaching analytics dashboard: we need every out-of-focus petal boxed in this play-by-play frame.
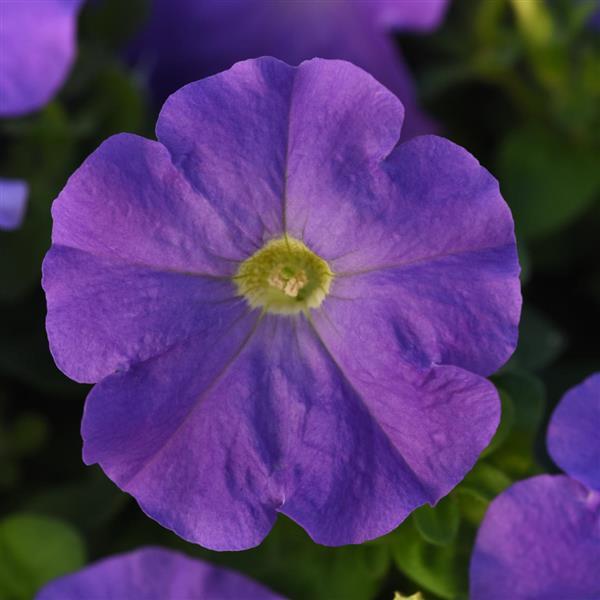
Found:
[547,373,600,491]
[470,475,600,600]
[0,0,84,116]
[36,546,283,600]
[130,0,444,138]
[369,0,449,31]
[0,177,28,230]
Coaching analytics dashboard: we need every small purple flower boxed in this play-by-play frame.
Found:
[470,374,600,599]
[130,0,449,139]
[43,57,521,550]
[36,546,283,599]
[0,0,84,117]
[0,177,28,230]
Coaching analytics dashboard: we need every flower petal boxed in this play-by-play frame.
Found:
[36,546,282,600]
[311,135,520,376]
[369,0,449,31]
[0,0,83,116]
[44,133,254,383]
[323,244,520,378]
[43,245,246,383]
[156,57,404,254]
[156,57,292,246]
[327,136,518,276]
[49,133,245,270]
[83,315,498,549]
[0,178,28,230]
[470,475,600,600]
[305,315,501,511]
[283,58,404,247]
[547,373,600,491]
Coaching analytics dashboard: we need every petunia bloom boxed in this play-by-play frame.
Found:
[0,178,28,230]
[470,373,600,599]
[0,0,84,117]
[130,0,449,139]
[547,372,600,490]
[43,57,521,551]
[36,546,283,599]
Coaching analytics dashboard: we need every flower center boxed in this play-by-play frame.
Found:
[235,236,333,314]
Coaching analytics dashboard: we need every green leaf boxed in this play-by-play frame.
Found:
[0,514,85,600]
[498,127,600,239]
[461,461,513,502]
[388,518,470,600]
[456,462,512,526]
[412,494,460,546]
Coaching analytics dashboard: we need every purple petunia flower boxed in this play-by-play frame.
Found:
[0,177,28,230]
[43,57,521,551]
[470,373,600,599]
[36,546,283,599]
[130,0,449,139]
[548,372,600,490]
[0,0,84,117]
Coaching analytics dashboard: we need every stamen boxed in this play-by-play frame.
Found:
[235,237,333,314]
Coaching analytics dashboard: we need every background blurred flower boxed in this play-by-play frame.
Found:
[0,0,85,117]
[0,178,28,230]
[43,57,520,552]
[36,546,283,599]
[547,372,600,490]
[129,0,448,139]
[469,373,600,599]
